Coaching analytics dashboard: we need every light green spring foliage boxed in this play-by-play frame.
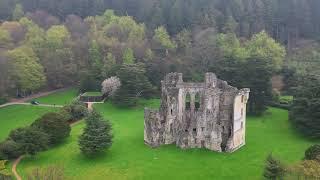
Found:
[105,52,116,67]
[123,48,135,64]
[0,28,12,47]
[144,48,154,61]
[246,31,286,71]
[286,43,320,76]
[0,160,10,177]
[19,17,45,50]
[6,46,46,92]
[216,33,249,61]
[46,25,70,48]
[103,9,145,42]
[12,4,24,21]
[153,26,177,50]
[89,40,102,69]
[216,31,285,72]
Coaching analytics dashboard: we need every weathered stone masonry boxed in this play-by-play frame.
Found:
[144,73,250,152]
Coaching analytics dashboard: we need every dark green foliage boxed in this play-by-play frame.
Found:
[79,74,101,93]
[78,110,113,157]
[305,145,320,161]
[62,100,88,121]
[0,97,7,105]
[289,75,320,138]
[8,127,49,156]
[32,112,71,145]
[263,154,285,180]
[112,63,154,107]
[214,57,273,115]
[0,140,22,159]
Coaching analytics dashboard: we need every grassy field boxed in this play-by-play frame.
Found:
[30,88,78,105]
[0,105,57,141]
[17,100,319,180]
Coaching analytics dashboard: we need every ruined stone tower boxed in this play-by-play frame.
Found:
[144,73,250,152]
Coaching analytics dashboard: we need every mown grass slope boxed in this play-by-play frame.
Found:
[18,100,319,180]
[30,88,78,105]
[0,105,57,141]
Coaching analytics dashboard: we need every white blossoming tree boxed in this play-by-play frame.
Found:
[101,76,121,97]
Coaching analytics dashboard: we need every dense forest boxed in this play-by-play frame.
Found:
[0,0,320,115]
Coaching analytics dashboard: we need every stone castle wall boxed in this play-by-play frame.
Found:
[144,72,250,152]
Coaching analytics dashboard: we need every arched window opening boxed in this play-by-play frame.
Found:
[195,93,201,111]
[185,93,191,110]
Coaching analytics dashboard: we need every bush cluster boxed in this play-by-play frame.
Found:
[0,100,87,160]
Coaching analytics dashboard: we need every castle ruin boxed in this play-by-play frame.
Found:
[144,73,250,152]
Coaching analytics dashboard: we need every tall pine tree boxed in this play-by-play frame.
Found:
[263,154,285,180]
[78,110,113,157]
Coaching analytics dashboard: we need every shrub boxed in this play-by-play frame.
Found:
[263,154,285,180]
[305,145,320,162]
[32,112,71,145]
[62,100,88,121]
[0,97,7,105]
[26,165,64,180]
[0,140,22,159]
[9,127,49,156]
[79,110,113,157]
[287,160,320,179]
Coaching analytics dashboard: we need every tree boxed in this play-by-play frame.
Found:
[62,100,88,121]
[0,28,12,48]
[289,75,320,138]
[263,154,285,180]
[101,76,121,97]
[6,46,46,96]
[12,4,24,20]
[305,145,320,162]
[43,25,75,88]
[32,112,71,145]
[78,110,113,156]
[8,127,49,156]
[153,26,176,51]
[246,31,286,72]
[112,63,154,107]
[123,48,135,64]
[244,31,285,114]
[88,40,103,78]
[0,140,22,159]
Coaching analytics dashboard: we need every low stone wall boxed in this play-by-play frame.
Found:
[79,96,103,102]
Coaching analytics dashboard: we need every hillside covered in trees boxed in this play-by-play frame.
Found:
[0,0,319,115]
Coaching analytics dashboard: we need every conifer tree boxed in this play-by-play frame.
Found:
[263,154,285,180]
[78,110,113,157]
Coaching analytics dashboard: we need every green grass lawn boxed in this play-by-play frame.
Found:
[17,100,319,180]
[280,95,294,104]
[0,105,57,141]
[81,92,102,97]
[29,88,78,105]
